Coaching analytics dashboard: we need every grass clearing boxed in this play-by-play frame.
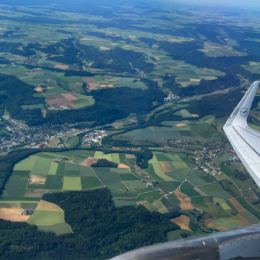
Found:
[38,223,72,235]
[27,210,65,226]
[63,177,82,190]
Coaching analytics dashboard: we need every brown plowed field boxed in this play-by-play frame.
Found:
[234,214,250,226]
[0,208,30,222]
[159,162,167,173]
[174,189,194,210]
[83,78,96,83]
[118,163,129,169]
[61,93,78,101]
[54,65,69,70]
[229,198,245,213]
[171,215,191,231]
[36,200,63,212]
[80,157,98,166]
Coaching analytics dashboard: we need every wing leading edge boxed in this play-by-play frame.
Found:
[223,81,260,187]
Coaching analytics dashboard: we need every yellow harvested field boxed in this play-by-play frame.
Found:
[129,35,136,38]
[209,88,232,95]
[36,200,63,212]
[159,161,167,173]
[100,85,107,87]
[81,38,93,40]
[118,163,129,169]
[190,79,201,82]
[42,109,47,118]
[229,198,245,213]
[34,87,43,92]
[176,123,187,127]
[108,84,114,87]
[171,215,191,231]
[111,43,118,45]
[0,208,30,222]
[174,189,194,210]
[126,154,136,159]
[234,214,250,226]
[183,163,188,168]
[29,175,47,185]
[80,157,98,166]
[54,65,69,70]
[0,28,6,30]
[191,114,199,117]
[100,46,110,50]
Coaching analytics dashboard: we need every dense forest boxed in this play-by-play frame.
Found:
[92,158,118,168]
[0,187,180,259]
[0,71,165,126]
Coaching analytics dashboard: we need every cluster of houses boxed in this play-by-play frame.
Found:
[52,158,67,163]
[164,94,179,102]
[82,130,107,146]
[21,209,35,215]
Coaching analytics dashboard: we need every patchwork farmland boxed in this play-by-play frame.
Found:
[1,149,260,238]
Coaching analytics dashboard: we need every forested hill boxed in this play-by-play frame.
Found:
[0,73,165,126]
[0,188,180,259]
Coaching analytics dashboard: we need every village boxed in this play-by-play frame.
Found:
[0,115,107,152]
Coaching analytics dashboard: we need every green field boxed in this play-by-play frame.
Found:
[48,163,58,175]
[27,210,65,226]
[14,156,38,171]
[113,198,136,207]
[81,176,103,190]
[63,177,82,190]
[125,181,147,190]
[211,218,242,229]
[31,157,52,175]
[44,175,63,190]
[2,175,28,198]
[38,223,72,235]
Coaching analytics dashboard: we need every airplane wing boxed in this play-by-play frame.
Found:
[223,81,260,187]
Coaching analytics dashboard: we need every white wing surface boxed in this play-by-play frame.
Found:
[223,81,260,187]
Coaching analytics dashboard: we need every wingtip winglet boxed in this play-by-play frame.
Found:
[224,81,259,128]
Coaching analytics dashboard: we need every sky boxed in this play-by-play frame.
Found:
[167,0,260,8]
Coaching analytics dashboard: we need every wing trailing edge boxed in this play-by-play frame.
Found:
[223,81,260,187]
